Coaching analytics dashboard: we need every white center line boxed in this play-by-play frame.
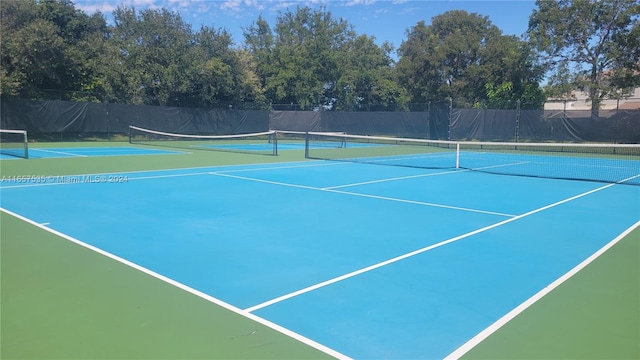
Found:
[209,172,516,217]
[243,178,627,313]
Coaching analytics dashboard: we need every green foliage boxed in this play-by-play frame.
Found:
[243,6,403,110]
[528,0,640,109]
[333,35,407,111]
[268,6,355,108]
[107,6,193,106]
[0,0,106,99]
[1,0,636,111]
[397,11,545,109]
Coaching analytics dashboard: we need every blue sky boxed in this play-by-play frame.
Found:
[74,0,537,50]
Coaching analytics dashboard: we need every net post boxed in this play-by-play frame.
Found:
[272,131,278,156]
[23,131,29,159]
[304,132,310,158]
[128,126,132,144]
[455,142,460,169]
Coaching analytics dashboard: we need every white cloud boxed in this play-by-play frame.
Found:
[345,0,376,6]
[74,1,118,14]
[131,0,159,6]
[167,0,193,7]
[220,0,242,11]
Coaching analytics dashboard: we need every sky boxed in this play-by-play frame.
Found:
[73,0,538,50]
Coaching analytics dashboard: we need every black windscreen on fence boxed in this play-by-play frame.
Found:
[0,97,270,137]
[1,97,638,143]
[268,111,430,138]
[449,109,517,141]
[518,110,640,143]
[269,111,321,132]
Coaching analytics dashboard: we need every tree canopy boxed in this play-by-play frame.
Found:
[1,0,637,110]
[528,0,640,109]
[397,10,545,109]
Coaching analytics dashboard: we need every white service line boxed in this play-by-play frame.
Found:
[243,178,626,313]
[30,148,88,157]
[323,169,466,189]
[323,161,530,190]
[217,160,350,173]
[0,207,351,360]
[209,171,516,217]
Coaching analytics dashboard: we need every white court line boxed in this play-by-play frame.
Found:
[209,172,516,217]
[323,169,465,189]
[328,188,516,217]
[444,219,640,360]
[243,178,628,313]
[217,161,350,173]
[324,161,530,190]
[361,151,457,162]
[30,148,88,157]
[0,207,351,360]
[0,172,214,189]
[0,160,331,189]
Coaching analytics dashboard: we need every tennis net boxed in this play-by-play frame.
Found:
[0,129,29,159]
[304,132,640,185]
[129,126,278,156]
[271,130,346,151]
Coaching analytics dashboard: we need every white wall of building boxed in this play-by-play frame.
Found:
[545,87,640,110]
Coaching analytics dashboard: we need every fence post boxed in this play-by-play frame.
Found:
[427,101,431,139]
[448,97,453,141]
[515,99,521,142]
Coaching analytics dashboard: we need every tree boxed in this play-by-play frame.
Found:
[528,0,640,109]
[244,6,404,110]
[250,6,357,109]
[397,10,544,108]
[0,0,107,99]
[333,35,407,111]
[480,35,546,109]
[188,26,266,108]
[243,15,275,92]
[107,6,193,106]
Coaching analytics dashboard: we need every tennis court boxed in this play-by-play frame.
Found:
[0,146,183,160]
[1,132,639,359]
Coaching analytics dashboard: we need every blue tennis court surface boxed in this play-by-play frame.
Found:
[0,146,182,160]
[1,160,638,359]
